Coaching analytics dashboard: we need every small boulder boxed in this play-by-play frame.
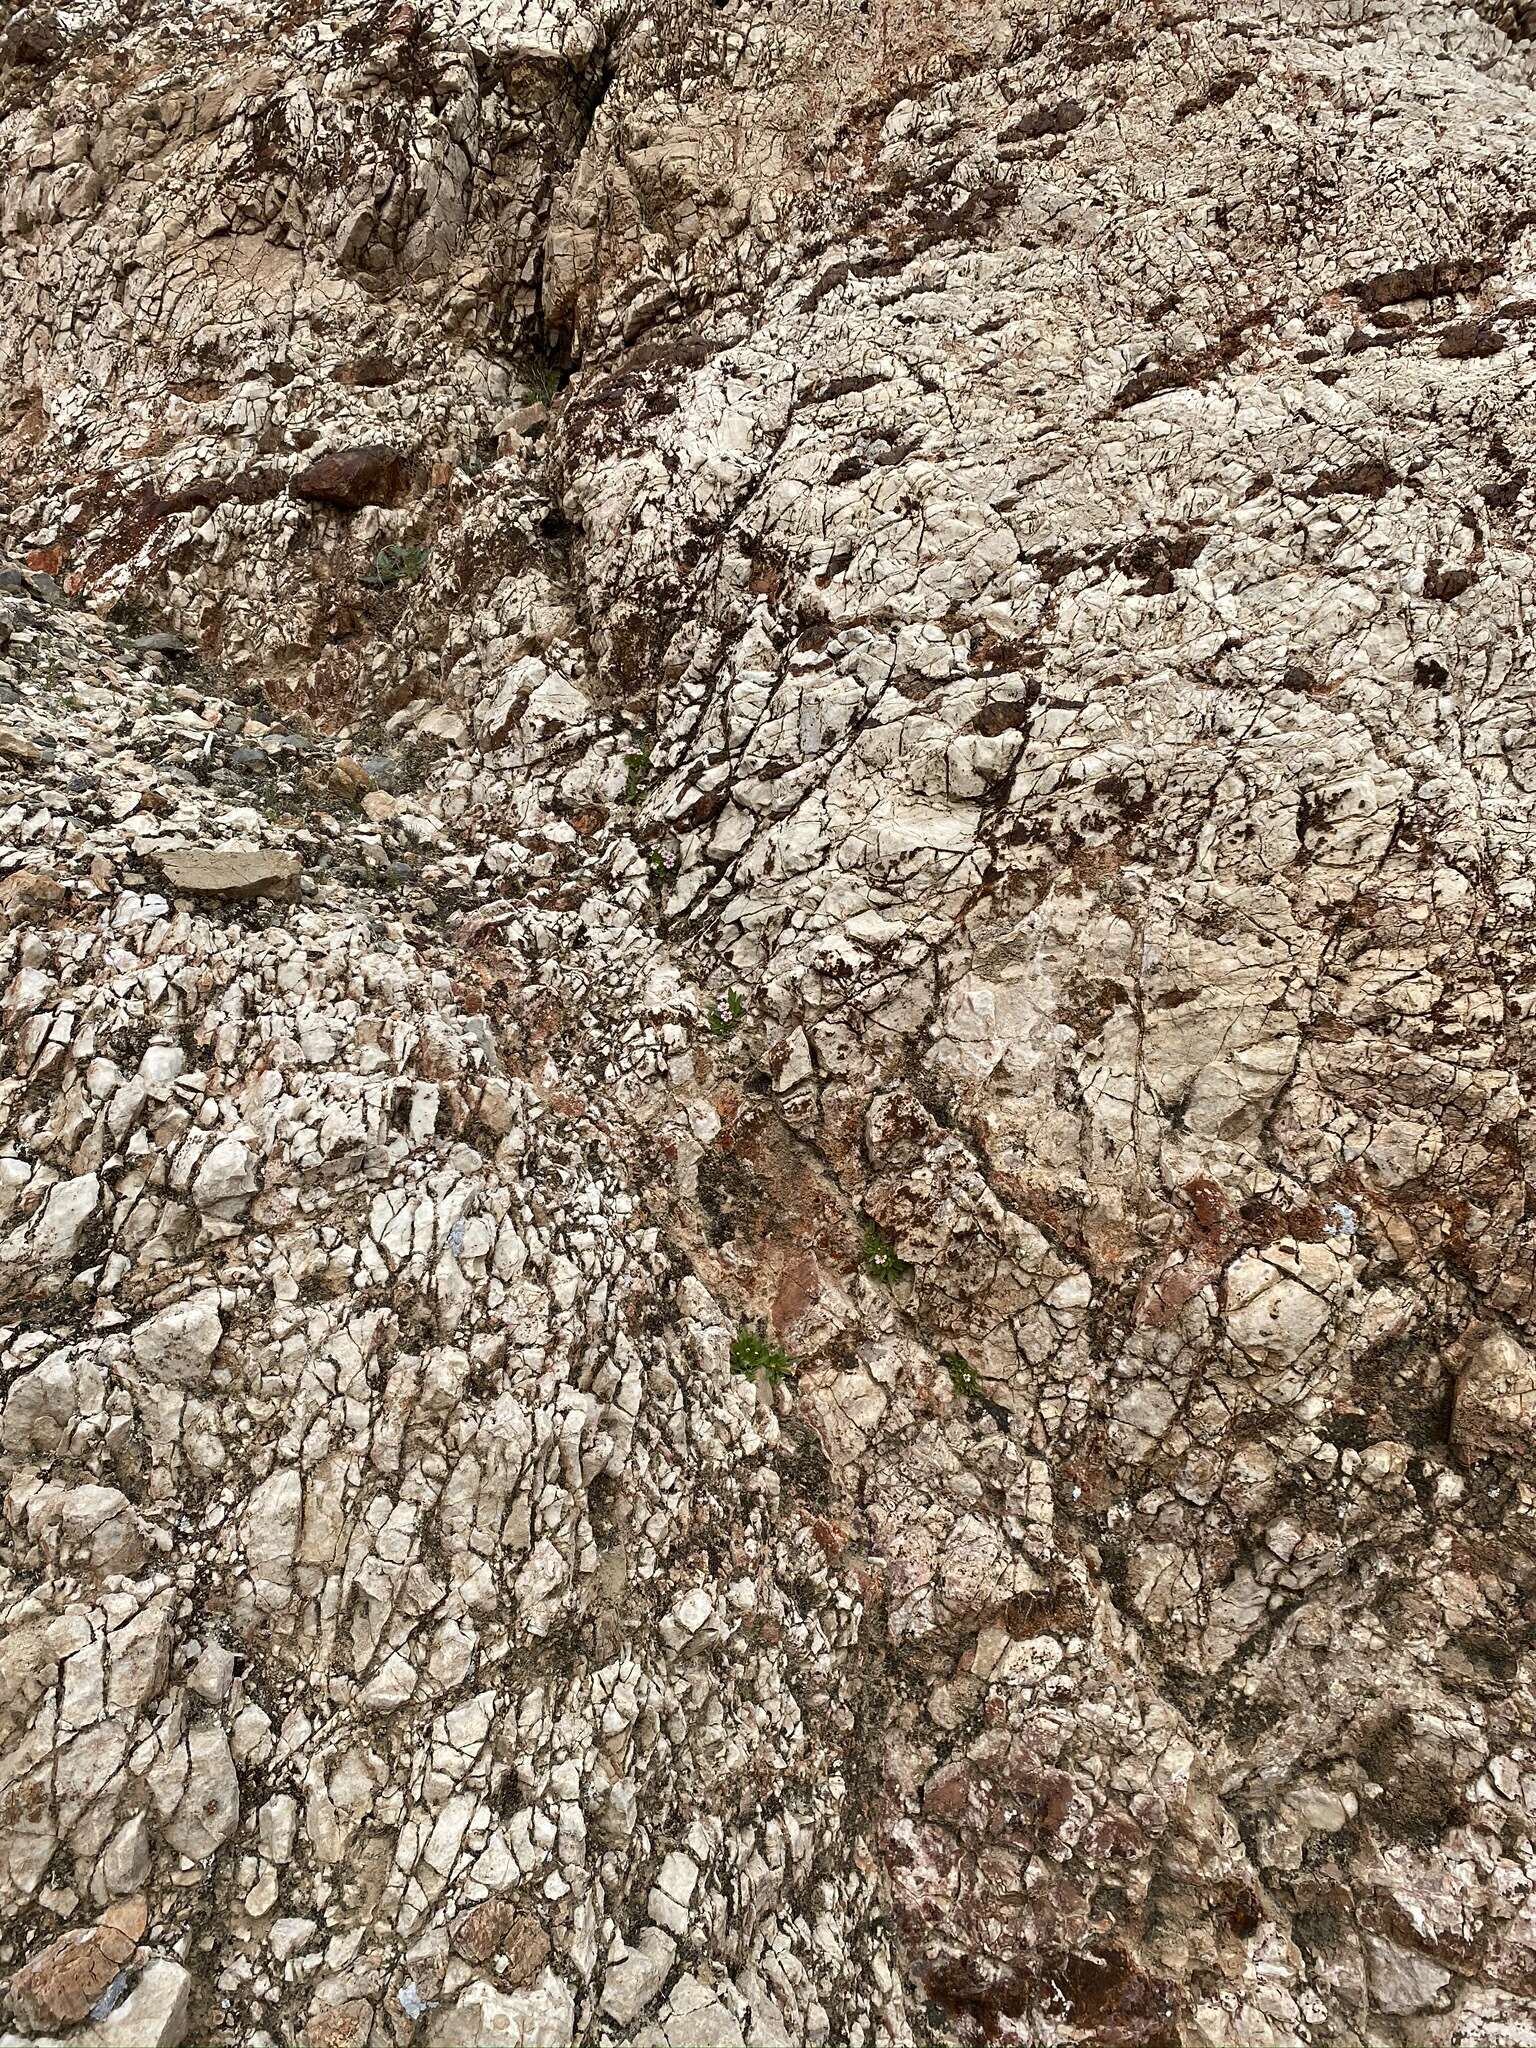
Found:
[51,1483,145,1572]
[599,1928,676,2026]
[450,1902,549,1981]
[0,868,68,927]
[132,1291,223,1380]
[426,1971,574,2048]
[0,564,64,602]
[1453,1327,1536,1457]
[501,403,547,441]
[292,444,406,510]
[89,1959,193,2048]
[126,631,196,659]
[1363,1934,1452,2015]
[150,1718,240,1858]
[329,756,371,800]
[152,846,301,900]
[657,1976,747,2048]
[0,726,50,767]
[304,1993,373,2048]
[1222,1241,1339,1366]
[337,355,399,388]
[192,1136,257,1212]
[8,1900,146,2030]
[1438,319,1506,359]
[0,9,64,63]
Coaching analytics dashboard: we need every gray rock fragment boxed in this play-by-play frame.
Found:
[152,847,301,900]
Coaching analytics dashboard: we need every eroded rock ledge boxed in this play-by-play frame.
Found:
[4,2,1536,2043]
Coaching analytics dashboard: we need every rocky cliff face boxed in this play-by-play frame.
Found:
[4,2,1536,2043]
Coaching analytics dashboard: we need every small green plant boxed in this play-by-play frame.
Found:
[730,1326,794,1386]
[707,989,745,1040]
[646,846,675,887]
[861,1223,913,1285]
[362,542,428,591]
[522,356,563,408]
[942,1351,982,1400]
[255,783,297,824]
[624,749,651,804]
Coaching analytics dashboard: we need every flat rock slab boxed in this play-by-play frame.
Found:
[153,847,301,900]
[126,631,196,657]
[0,725,49,765]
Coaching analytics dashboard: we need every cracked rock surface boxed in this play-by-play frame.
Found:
[4,0,1536,2043]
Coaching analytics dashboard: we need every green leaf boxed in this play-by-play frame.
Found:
[730,1326,794,1385]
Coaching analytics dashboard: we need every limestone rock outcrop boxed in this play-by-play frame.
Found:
[4,2,1536,2044]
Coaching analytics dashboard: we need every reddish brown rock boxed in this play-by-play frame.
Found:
[8,1899,147,2029]
[291,444,406,510]
[304,1993,373,2048]
[450,1901,549,1988]
[1439,318,1507,358]
[0,868,68,927]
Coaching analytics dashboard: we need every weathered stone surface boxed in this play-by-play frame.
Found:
[7,1903,144,2030]
[290,445,407,510]
[1454,1327,1536,1455]
[151,847,301,900]
[86,1958,192,2048]
[426,1972,575,2048]
[3,1,1536,2044]
[0,869,67,926]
